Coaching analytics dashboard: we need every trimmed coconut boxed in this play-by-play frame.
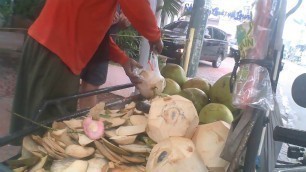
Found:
[199,103,234,124]
[146,95,199,143]
[146,137,208,172]
[136,69,166,99]
[161,63,187,86]
[192,121,230,170]
[179,88,209,113]
[210,73,239,114]
[162,78,181,95]
[182,77,211,96]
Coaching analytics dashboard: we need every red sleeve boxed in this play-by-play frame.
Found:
[119,0,161,42]
[109,36,129,65]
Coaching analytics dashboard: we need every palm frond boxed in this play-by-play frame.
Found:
[162,0,183,18]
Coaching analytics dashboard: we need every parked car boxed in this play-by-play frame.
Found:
[161,20,229,68]
[227,38,240,59]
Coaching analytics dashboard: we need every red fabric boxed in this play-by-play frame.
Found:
[109,37,129,65]
[28,0,161,75]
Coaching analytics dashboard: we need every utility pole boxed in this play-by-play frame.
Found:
[182,0,212,77]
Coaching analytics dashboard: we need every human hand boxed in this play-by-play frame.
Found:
[122,58,143,84]
[149,38,163,54]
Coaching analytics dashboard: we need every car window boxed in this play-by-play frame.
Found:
[213,28,226,41]
[206,27,213,38]
[163,21,180,30]
[172,21,189,33]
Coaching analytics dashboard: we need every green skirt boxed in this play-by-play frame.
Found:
[10,36,80,142]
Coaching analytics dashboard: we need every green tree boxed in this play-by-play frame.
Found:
[0,0,13,26]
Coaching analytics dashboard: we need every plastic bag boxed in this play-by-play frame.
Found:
[133,52,166,98]
[233,64,274,110]
[232,4,275,111]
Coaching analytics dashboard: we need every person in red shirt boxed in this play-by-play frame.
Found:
[79,9,132,109]
[10,0,163,139]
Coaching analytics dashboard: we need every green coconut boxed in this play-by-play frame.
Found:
[179,88,209,113]
[161,64,187,86]
[163,78,181,95]
[182,77,211,97]
[199,103,233,124]
[210,73,238,114]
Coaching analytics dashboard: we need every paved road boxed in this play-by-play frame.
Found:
[276,60,306,130]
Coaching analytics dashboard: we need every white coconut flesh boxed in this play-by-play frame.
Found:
[192,121,230,169]
[137,69,166,99]
[146,137,208,172]
[146,95,199,143]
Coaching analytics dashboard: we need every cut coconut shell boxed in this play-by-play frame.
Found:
[104,129,117,138]
[29,156,48,172]
[116,125,146,136]
[62,160,88,172]
[88,102,106,120]
[122,155,146,164]
[7,157,40,169]
[65,144,95,159]
[52,121,67,130]
[40,140,64,160]
[129,115,147,126]
[119,144,151,153]
[121,110,134,120]
[12,166,27,172]
[102,144,130,164]
[109,112,125,118]
[124,102,136,110]
[67,129,79,141]
[42,137,65,154]
[101,138,131,156]
[51,128,74,147]
[50,158,75,171]
[109,135,137,145]
[105,118,126,128]
[87,158,108,172]
[63,119,83,129]
[22,135,44,158]
[78,133,94,146]
[94,141,120,163]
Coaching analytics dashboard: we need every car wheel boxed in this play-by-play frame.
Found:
[212,54,222,68]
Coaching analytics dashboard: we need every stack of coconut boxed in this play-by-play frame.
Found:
[159,63,239,124]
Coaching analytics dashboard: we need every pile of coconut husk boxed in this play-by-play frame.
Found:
[8,101,153,172]
[8,95,232,172]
